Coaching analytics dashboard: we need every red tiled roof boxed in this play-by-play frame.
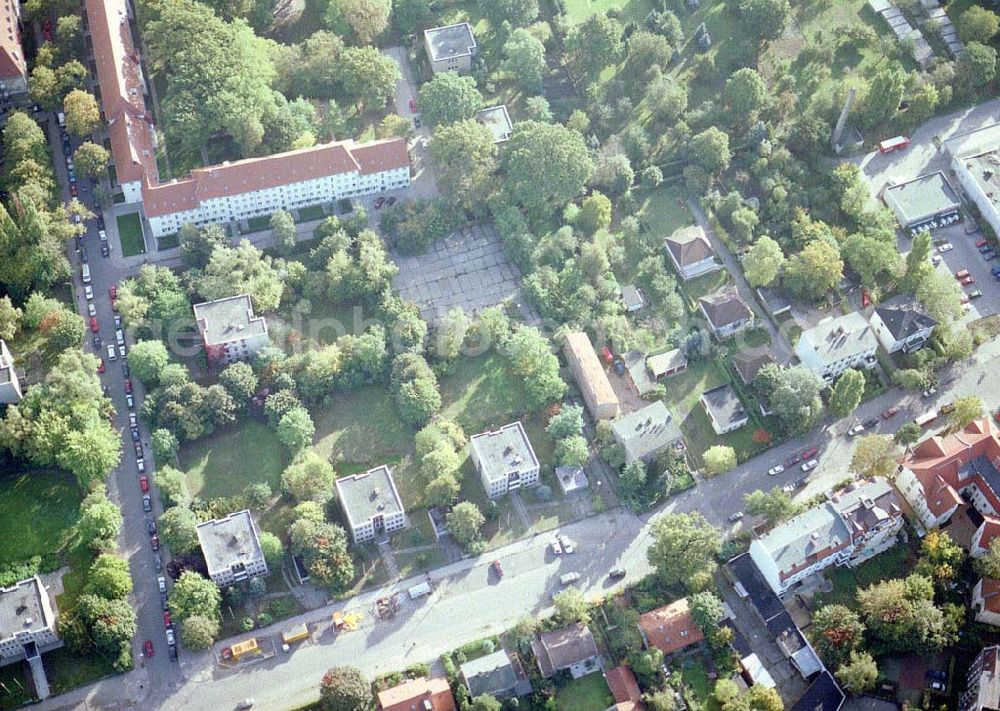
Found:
[978,515,1000,554]
[979,578,1000,614]
[0,0,25,83]
[86,0,158,185]
[142,138,409,218]
[638,598,704,656]
[376,676,456,711]
[605,666,644,709]
[903,417,1000,517]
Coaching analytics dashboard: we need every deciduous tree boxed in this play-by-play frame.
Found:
[418,72,483,127]
[836,651,878,694]
[851,434,899,479]
[744,487,799,527]
[320,666,372,711]
[428,120,497,212]
[281,451,335,502]
[158,506,201,553]
[829,369,865,418]
[502,28,546,91]
[447,501,485,554]
[956,6,999,44]
[783,240,844,302]
[85,554,133,600]
[552,587,590,624]
[743,236,784,287]
[703,445,736,475]
[811,604,864,668]
[73,142,110,178]
[647,512,720,592]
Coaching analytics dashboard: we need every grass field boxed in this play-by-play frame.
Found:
[635,183,692,238]
[439,353,533,432]
[180,421,287,498]
[556,673,615,711]
[563,0,653,25]
[678,657,722,711]
[312,386,412,466]
[0,471,82,567]
[814,543,911,609]
[116,212,146,257]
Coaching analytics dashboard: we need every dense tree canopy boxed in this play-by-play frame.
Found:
[418,72,483,127]
[647,512,720,592]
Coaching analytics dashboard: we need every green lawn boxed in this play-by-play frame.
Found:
[563,0,653,25]
[682,402,766,468]
[555,673,615,711]
[116,212,146,257]
[0,663,31,710]
[180,421,286,498]
[635,183,692,238]
[662,358,730,421]
[678,657,722,711]
[439,353,532,433]
[0,470,82,567]
[312,386,412,467]
[814,543,912,609]
[45,647,116,695]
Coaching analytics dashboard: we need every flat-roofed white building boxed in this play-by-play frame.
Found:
[196,510,269,587]
[0,577,60,666]
[424,23,477,73]
[335,466,407,543]
[0,339,22,404]
[470,422,540,498]
[193,294,269,365]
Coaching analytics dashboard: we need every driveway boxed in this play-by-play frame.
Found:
[383,46,438,202]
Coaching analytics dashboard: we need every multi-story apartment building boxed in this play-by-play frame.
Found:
[193,295,269,365]
[0,577,61,666]
[0,339,22,404]
[749,478,904,595]
[961,645,1000,711]
[195,510,269,587]
[335,466,407,544]
[0,0,27,95]
[794,312,878,383]
[470,422,540,498]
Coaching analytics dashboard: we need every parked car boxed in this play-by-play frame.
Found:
[976,239,989,248]
[89,316,99,333]
[939,402,956,414]
[373,196,386,209]
[980,243,994,254]
[124,379,132,394]
[970,289,984,299]
[955,268,970,279]
[168,645,178,662]
[126,393,134,409]
[961,274,976,285]
[144,640,154,657]
[69,183,77,197]
[139,476,148,492]
[930,254,942,266]
[166,629,176,647]
[114,314,122,328]
[927,670,947,683]
[96,358,105,374]
[558,535,575,554]
[119,344,126,358]
[157,576,166,593]
[862,417,879,428]
[164,611,172,628]
[386,196,396,206]
[785,454,801,467]
[801,459,819,472]
[87,302,96,317]
[160,592,168,610]
[767,464,785,476]
[84,285,93,300]
[800,447,819,460]
[93,334,102,349]
[550,539,562,555]
[142,494,151,512]
[881,407,899,419]
[608,568,626,580]
[107,344,116,361]
[928,680,945,692]
[129,412,137,427]
[108,285,117,299]
[781,482,796,493]
[847,424,865,436]
[728,511,745,522]
[938,243,953,253]
[408,98,416,113]
[150,534,159,551]
[101,242,110,257]
[236,700,255,710]
[154,553,162,572]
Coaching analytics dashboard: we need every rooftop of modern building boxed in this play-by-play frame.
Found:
[195,510,265,576]
[476,105,513,143]
[882,171,961,224]
[335,466,405,527]
[0,576,54,641]
[470,422,538,482]
[193,295,267,344]
[424,22,477,61]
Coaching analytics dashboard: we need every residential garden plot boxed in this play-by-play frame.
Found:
[0,470,81,566]
[635,182,693,238]
[813,542,912,609]
[115,212,146,257]
[556,672,615,711]
[180,420,286,499]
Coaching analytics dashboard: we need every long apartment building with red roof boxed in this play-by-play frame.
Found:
[895,417,1000,555]
[0,0,27,94]
[85,0,409,239]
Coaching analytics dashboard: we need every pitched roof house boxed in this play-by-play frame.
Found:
[376,676,456,711]
[895,418,1000,546]
[730,350,775,385]
[564,331,620,420]
[870,305,937,355]
[794,312,878,382]
[604,666,644,711]
[699,290,754,339]
[700,384,749,435]
[638,598,705,656]
[459,649,530,699]
[612,401,683,465]
[530,623,600,678]
[665,225,720,280]
[973,578,1000,627]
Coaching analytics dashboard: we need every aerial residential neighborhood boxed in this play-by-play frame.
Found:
[5,0,1000,709]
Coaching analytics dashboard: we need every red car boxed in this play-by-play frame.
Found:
[976,239,989,248]
[144,640,154,657]
[882,407,899,419]
[373,196,386,209]
[600,346,614,365]
[108,286,117,300]
[961,275,976,285]
[97,359,106,374]
[955,269,970,280]
[163,611,172,628]
[90,316,99,333]
[801,447,818,461]
[139,475,149,493]
[408,98,417,113]
[69,183,78,197]
[124,379,132,394]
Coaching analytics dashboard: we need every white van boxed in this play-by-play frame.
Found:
[408,582,432,600]
[81,263,91,283]
[559,572,580,586]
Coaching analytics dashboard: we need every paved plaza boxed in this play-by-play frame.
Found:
[393,223,524,321]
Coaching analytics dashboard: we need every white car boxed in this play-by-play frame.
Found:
[157,576,166,593]
[237,701,255,710]
[84,285,93,300]
[558,535,575,554]
[107,344,116,361]
[801,459,819,472]
[847,424,865,436]
[87,302,96,316]
[767,464,785,476]
[930,255,942,266]
[550,539,562,555]
[781,482,796,493]
[937,243,954,253]
[99,229,107,242]
[119,344,127,358]
[166,629,176,647]
[137,457,145,473]
[728,512,744,522]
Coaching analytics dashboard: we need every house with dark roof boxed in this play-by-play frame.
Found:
[700,384,749,435]
[961,645,1000,711]
[638,598,704,657]
[748,478,903,595]
[376,676,456,711]
[699,290,754,339]
[193,295,269,365]
[665,225,720,280]
[869,305,937,354]
[731,350,775,386]
[896,417,1000,552]
[973,578,1000,627]
[612,401,683,465]
[756,287,791,316]
[788,671,845,711]
[530,623,600,678]
[604,666,644,711]
[459,649,531,699]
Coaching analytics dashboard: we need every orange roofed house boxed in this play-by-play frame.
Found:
[638,598,704,657]
[376,676,456,711]
[0,0,27,95]
[86,0,410,242]
[604,665,645,711]
[895,417,1000,555]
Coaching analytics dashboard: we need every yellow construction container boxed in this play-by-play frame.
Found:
[282,623,309,645]
[230,638,260,660]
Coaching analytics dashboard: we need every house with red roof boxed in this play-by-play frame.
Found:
[376,676,455,711]
[973,578,1000,628]
[895,417,1000,554]
[604,665,645,711]
[637,598,705,657]
[0,0,27,95]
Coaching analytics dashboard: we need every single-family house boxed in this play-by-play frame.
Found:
[564,331,620,420]
[376,676,456,711]
[530,623,600,678]
[469,422,540,498]
[193,295,269,365]
[973,578,1000,627]
[664,225,720,280]
[788,672,845,711]
[794,312,878,383]
[730,350,775,386]
[335,466,407,543]
[869,305,937,355]
[195,510,269,587]
[0,340,22,404]
[424,23,477,73]
[604,666,644,711]
[460,649,531,699]
[612,401,683,465]
[699,290,755,339]
[621,285,645,313]
[638,598,704,657]
[748,478,904,595]
[700,384,749,435]
[961,645,1000,711]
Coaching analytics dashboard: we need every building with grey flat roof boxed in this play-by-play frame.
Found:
[476,105,513,143]
[424,23,477,73]
[882,171,961,232]
[335,465,406,543]
[0,339,22,404]
[193,294,269,365]
[0,576,61,667]
[953,143,1000,239]
[470,422,540,498]
[196,510,268,587]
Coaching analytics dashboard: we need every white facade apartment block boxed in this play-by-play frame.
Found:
[0,577,60,666]
[470,422,541,499]
[0,339,22,404]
